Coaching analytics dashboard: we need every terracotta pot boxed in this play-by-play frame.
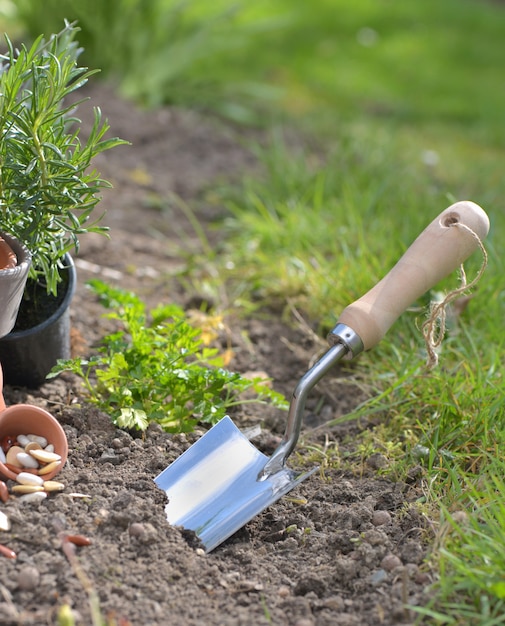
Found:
[0,254,76,388]
[0,237,16,270]
[0,402,68,481]
[0,364,4,413]
[0,233,32,339]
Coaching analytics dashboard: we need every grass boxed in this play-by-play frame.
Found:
[8,0,505,622]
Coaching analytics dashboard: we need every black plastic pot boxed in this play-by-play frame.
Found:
[0,254,76,388]
[0,233,32,338]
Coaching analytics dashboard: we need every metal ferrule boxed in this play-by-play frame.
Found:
[327,323,364,358]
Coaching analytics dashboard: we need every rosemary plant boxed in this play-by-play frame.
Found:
[0,22,127,296]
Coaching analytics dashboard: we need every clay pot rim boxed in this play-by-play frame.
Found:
[0,237,17,271]
[0,232,31,279]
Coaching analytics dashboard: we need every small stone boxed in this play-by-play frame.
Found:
[367,453,388,470]
[44,444,55,453]
[369,569,388,586]
[414,570,432,585]
[277,585,290,598]
[29,449,61,464]
[16,452,39,469]
[0,447,6,464]
[372,510,392,526]
[128,523,145,537]
[17,566,40,590]
[17,472,44,487]
[381,554,402,571]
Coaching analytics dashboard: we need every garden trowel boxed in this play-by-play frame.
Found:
[155,201,489,552]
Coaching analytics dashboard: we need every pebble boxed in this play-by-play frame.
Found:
[367,453,388,470]
[17,566,40,591]
[0,448,5,464]
[128,523,145,538]
[381,554,402,571]
[372,510,392,526]
[369,569,388,586]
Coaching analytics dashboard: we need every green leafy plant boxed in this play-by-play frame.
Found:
[0,22,127,296]
[52,280,287,433]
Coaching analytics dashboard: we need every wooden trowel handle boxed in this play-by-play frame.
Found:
[337,201,490,351]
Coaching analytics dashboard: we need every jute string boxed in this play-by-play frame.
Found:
[421,222,488,370]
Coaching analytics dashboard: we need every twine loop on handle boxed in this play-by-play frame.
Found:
[422,221,488,370]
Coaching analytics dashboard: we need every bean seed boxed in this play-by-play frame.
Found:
[0,544,16,559]
[65,534,91,546]
[12,484,45,494]
[38,460,61,475]
[16,435,30,447]
[17,472,44,486]
[18,491,47,504]
[16,452,39,470]
[24,442,42,453]
[5,446,24,468]
[29,449,61,464]
[0,511,10,531]
[27,434,47,447]
[0,481,9,503]
[43,481,65,493]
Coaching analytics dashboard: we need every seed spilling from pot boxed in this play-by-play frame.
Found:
[2,433,62,474]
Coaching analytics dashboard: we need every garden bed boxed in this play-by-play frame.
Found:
[0,82,433,626]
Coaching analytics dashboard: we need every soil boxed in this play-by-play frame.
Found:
[0,82,434,626]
